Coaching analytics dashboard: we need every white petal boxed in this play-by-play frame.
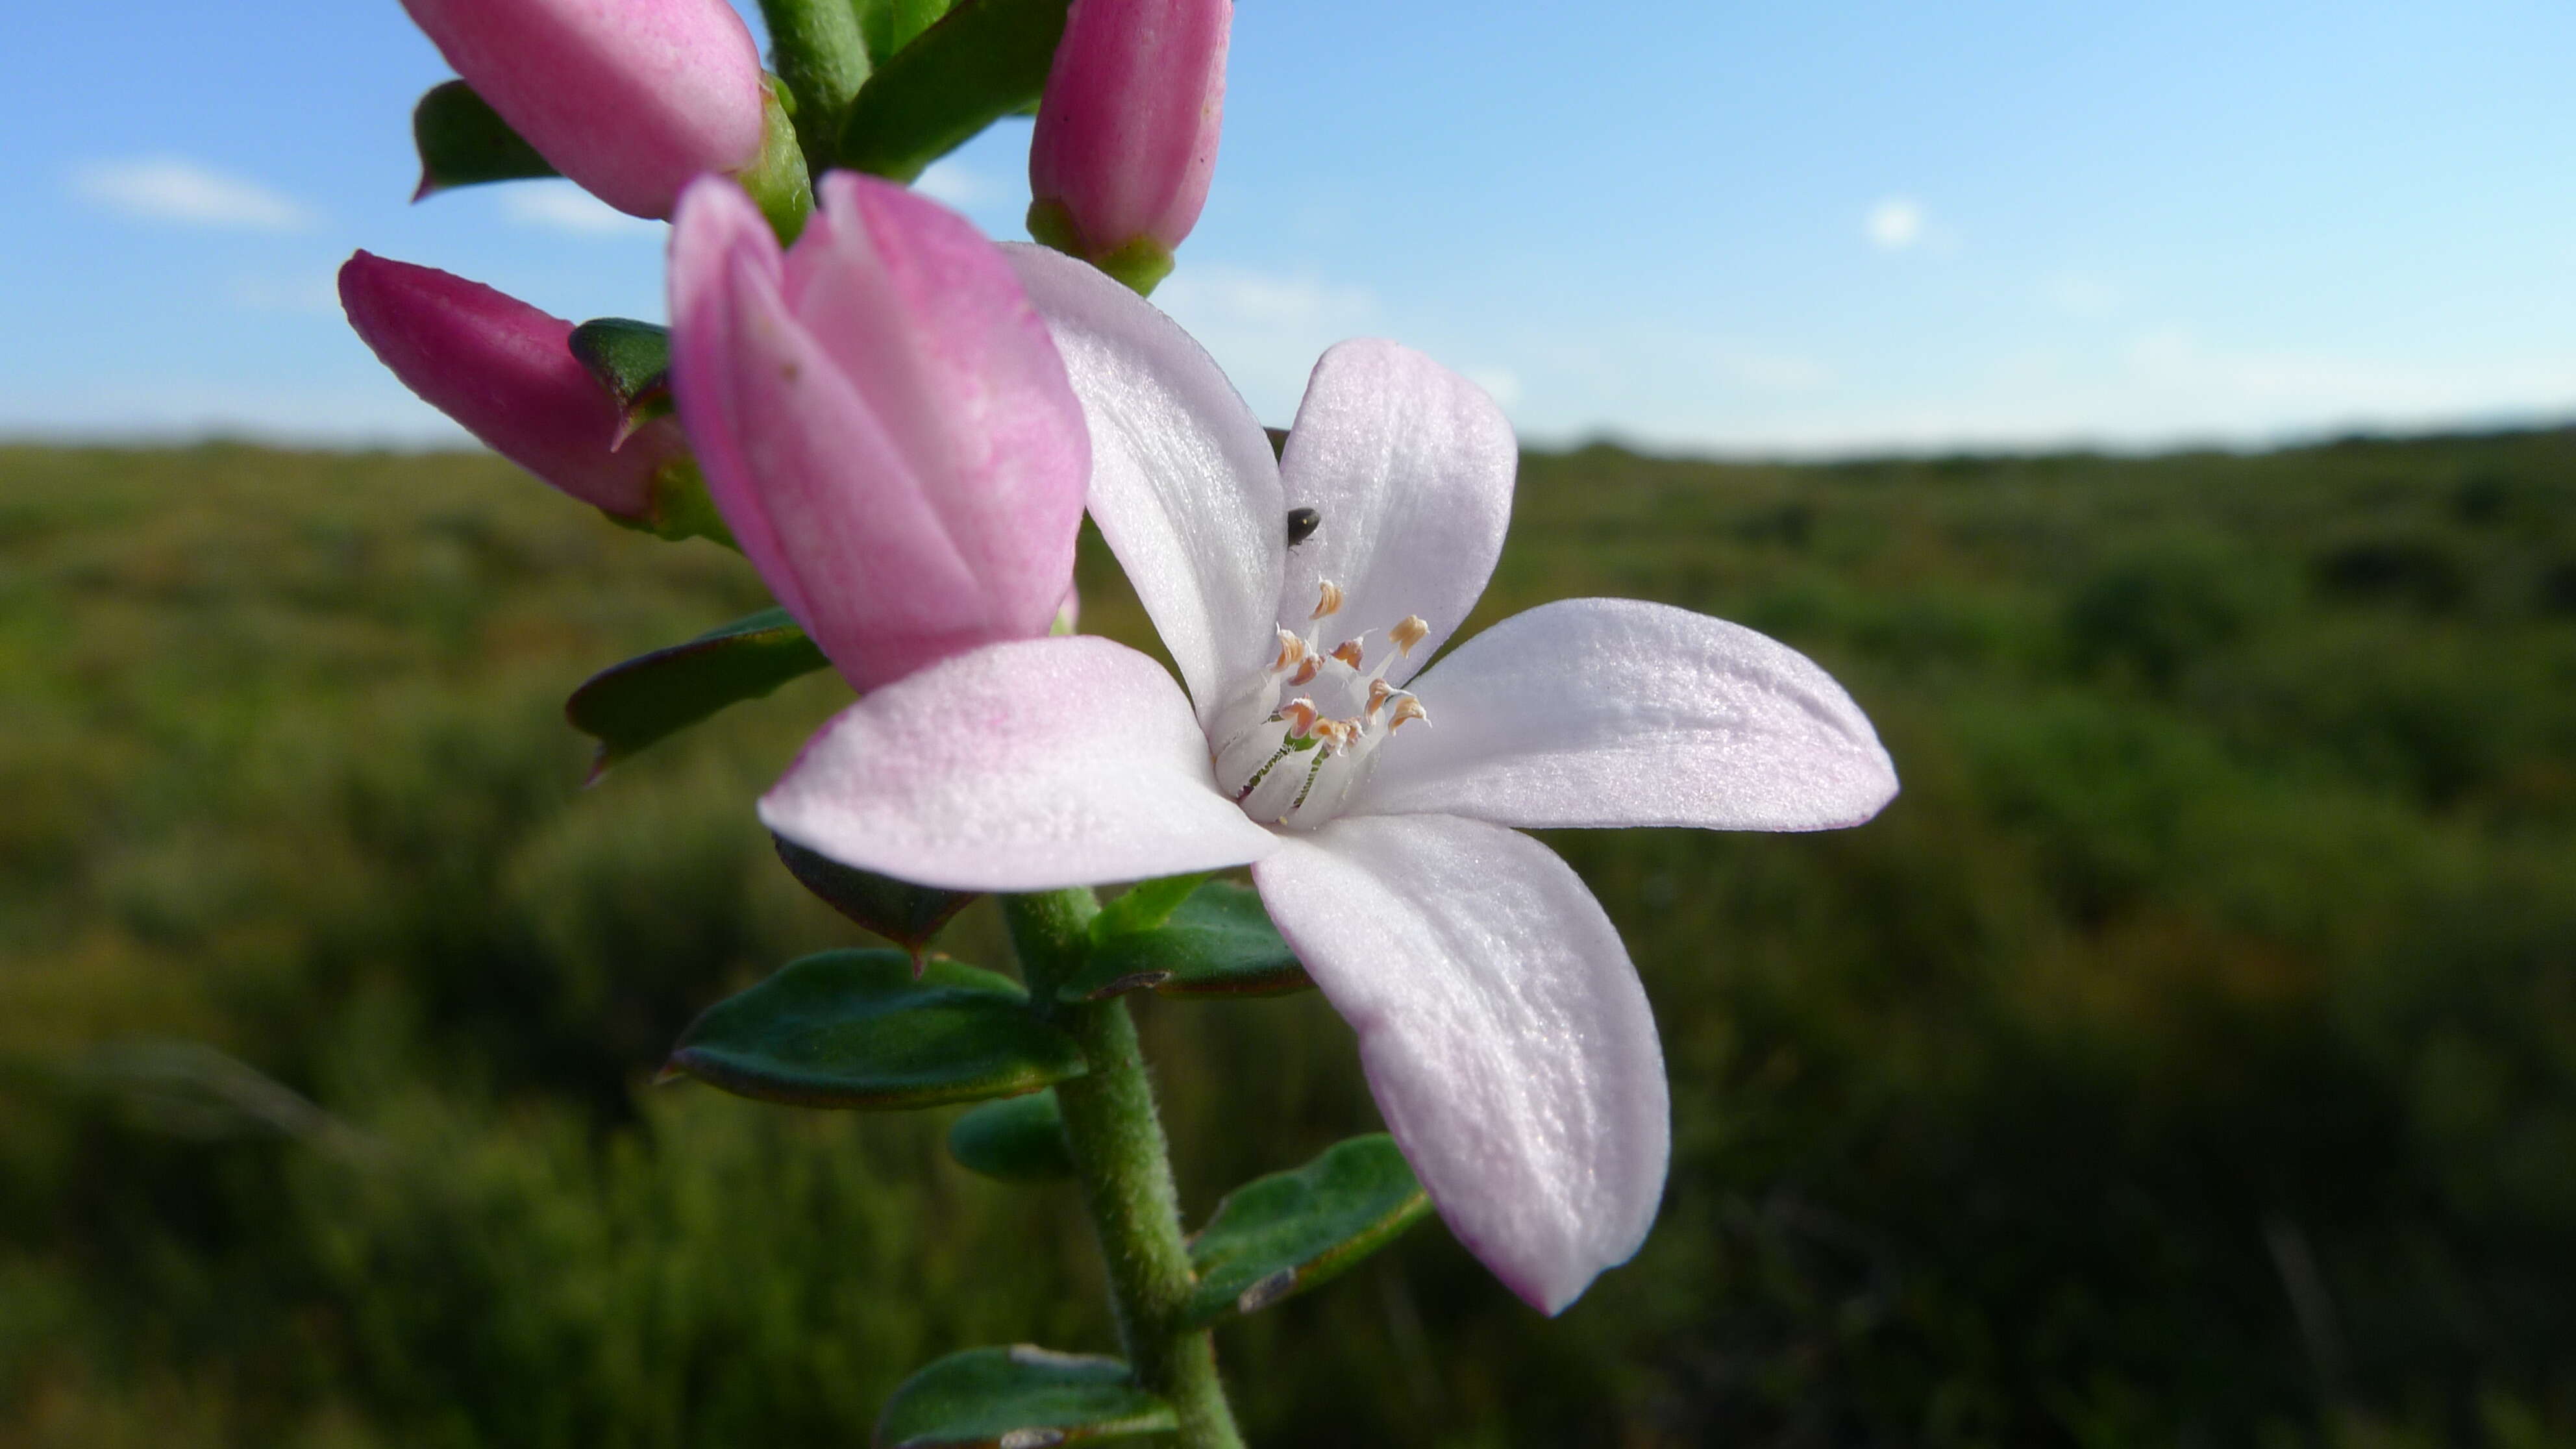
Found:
[1276,340,1515,686]
[761,636,1280,891]
[1354,597,1899,831]
[1252,813,1667,1314]
[1004,243,1283,732]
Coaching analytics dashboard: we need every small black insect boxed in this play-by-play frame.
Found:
[1285,506,1321,548]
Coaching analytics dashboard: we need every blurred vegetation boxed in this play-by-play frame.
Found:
[1,433,2571,1446]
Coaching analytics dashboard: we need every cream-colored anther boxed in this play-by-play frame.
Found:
[1330,639,1366,670]
[1314,717,1359,754]
[1270,628,1307,673]
[1367,678,1394,715]
[1288,657,1321,687]
[1389,615,1430,656]
[1278,697,1319,736]
[1387,695,1429,732]
[1310,579,1345,620]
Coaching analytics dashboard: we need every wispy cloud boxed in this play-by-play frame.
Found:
[2041,271,2122,319]
[229,273,341,316]
[1865,197,1924,251]
[74,157,314,230]
[1864,195,1961,256]
[915,160,998,209]
[1155,266,1379,422]
[502,182,660,237]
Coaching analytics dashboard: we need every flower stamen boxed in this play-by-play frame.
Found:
[1310,578,1345,620]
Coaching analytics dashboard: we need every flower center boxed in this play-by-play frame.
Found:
[1211,579,1432,830]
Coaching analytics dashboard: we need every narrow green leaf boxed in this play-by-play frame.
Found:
[669,949,1085,1109]
[837,0,1071,182]
[1087,873,1209,942]
[1058,880,1312,1002]
[1182,1135,1432,1327]
[860,0,964,62]
[947,1088,1073,1182]
[412,80,558,198]
[565,608,832,776]
[876,1346,1174,1449]
[567,318,672,442]
[774,836,976,949]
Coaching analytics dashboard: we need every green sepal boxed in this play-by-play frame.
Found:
[947,1088,1074,1182]
[837,0,1071,182]
[874,1346,1174,1448]
[669,949,1086,1110]
[567,317,672,445]
[411,80,558,199]
[1182,1134,1432,1326]
[564,607,830,778]
[774,835,976,950]
[735,79,815,243]
[1058,880,1312,1002]
[861,0,965,63]
[1026,200,1174,295]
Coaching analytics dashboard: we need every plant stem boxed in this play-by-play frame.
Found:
[1004,890,1245,1449]
[756,0,871,168]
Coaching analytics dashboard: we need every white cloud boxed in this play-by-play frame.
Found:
[2041,271,2122,319]
[914,160,998,209]
[1464,367,1524,410]
[74,158,314,230]
[1865,197,1924,251]
[1153,266,1378,423]
[229,273,341,316]
[1708,345,1833,392]
[502,182,660,237]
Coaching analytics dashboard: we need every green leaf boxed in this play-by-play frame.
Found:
[860,0,964,63]
[567,318,671,443]
[1058,881,1312,1002]
[774,836,976,949]
[412,80,558,198]
[837,0,1071,182]
[669,949,1085,1109]
[1087,873,1209,941]
[1182,1135,1432,1327]
[875,1346,1174,1448]
[947,1088,1073,1182]
[565,608,832,777]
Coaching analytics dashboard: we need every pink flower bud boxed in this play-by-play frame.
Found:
[667,172,1089,693]
[399,0,767,219]
[339,251,683,519]
[1026,0,1230,288]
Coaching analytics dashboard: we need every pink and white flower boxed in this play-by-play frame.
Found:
[760,247,1900,1313]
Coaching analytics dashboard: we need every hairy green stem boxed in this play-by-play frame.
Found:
[1003,890,1245,1449]
[756,0,871,168]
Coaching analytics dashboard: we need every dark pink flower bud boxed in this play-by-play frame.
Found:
[399,0,767,219]
[1026,0,1230,292]
[339,251,684,519]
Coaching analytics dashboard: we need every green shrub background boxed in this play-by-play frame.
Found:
[2,436,2571,1445]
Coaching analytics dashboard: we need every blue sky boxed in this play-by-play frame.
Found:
[6,0,2575,453]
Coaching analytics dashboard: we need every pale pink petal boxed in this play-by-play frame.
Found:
[1005,242,1282,730]
[1353,598,1899,831]
[762,636,1281,891]
[1252,813,1667,1315]
[1276,339,1516,686]
[401,0,766,218]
